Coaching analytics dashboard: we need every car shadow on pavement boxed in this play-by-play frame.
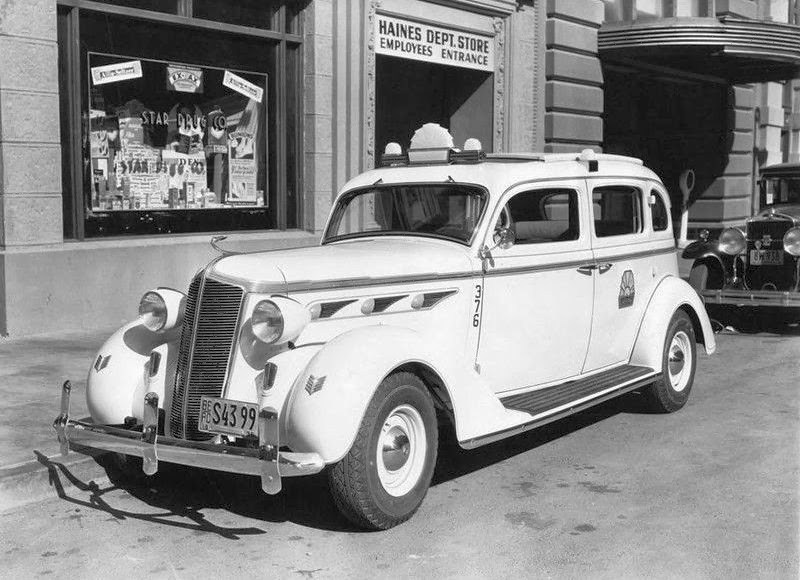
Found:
[433,391,652,485]
[34,392,661,534]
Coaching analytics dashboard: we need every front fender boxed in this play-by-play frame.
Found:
[681,240,723,264]
[630,276,716,370]
[86,321,179,424]
[282,325,525,464]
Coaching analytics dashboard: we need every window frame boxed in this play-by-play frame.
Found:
[500,187,581,246]
[591,184,645,239]
[649,187,671,233]
[57,0,303,240]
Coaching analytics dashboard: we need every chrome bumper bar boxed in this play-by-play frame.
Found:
[701,289,800,307]
[53,381,324,494]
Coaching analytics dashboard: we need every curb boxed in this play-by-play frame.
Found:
[0,447,112,513]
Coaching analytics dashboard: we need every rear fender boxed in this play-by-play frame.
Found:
[86,321,180,424]
[630,276,716,370]
[282,325,525,464]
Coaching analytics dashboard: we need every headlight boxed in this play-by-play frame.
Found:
[251,296,311,344]
[718,227,746,255]
[138,288,185,332]
[252,300,284,344]
[784,227,800,257]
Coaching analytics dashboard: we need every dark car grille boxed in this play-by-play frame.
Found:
[745,218,794,291]
[169,275,244,440]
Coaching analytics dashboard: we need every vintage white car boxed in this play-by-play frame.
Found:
[55,126,716,530]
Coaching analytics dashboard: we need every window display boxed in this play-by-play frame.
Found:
[87,54,267,214]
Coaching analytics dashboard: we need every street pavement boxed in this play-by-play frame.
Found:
[0,323,798,579]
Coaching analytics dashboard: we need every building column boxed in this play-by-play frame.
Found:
[0,0,63,249]
[689,85,755,230]
[304,0,334,233]
[544,0,604,153]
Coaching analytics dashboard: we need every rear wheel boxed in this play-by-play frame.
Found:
[643,310,697,413]
[328,372,438,530]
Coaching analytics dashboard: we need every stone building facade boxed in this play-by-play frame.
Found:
[0,0,798,336]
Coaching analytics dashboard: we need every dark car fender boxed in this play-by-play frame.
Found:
[681,240,725,269]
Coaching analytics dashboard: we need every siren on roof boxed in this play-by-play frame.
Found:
[379,123,485,167]
[579,148,599,172]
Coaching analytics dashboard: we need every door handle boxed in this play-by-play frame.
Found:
[577,264,597,273]
[597,262,613,273]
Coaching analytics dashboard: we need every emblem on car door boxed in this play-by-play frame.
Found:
[305,375,326,395]
[618,270,635,308]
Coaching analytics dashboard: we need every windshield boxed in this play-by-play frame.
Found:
[324,184,487,244]
[762,176,800,207]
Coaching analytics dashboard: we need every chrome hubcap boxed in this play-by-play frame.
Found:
[668,331,692,392]
[376,404,426,497]
[381,427,410,471]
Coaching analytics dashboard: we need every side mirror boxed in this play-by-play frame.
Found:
[480,226,515,260]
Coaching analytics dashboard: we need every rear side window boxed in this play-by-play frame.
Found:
[592,185,642,237]
[504,188,579,244]
[651,191,669,232]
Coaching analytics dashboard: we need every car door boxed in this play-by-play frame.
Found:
[476,181,594,393]
[582,180,664,372]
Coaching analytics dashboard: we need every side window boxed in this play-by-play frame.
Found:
[592,185,643,237]
[503,188,579,244]
[651,190,669,232]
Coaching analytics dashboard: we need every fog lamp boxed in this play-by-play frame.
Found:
[784,227,800,257]
[718,228,746,255]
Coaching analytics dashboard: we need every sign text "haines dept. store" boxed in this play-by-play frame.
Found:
[375,15,494,72]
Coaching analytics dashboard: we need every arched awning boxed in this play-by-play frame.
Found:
[598,17,800,83]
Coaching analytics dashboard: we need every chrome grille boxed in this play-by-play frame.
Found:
[746,218,794,290]
[747,219,791,248]
[169,275,244,440]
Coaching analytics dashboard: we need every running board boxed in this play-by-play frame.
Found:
[461,365,658,449]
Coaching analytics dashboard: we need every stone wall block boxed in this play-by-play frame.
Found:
[0,193,62,246]
[1,144,60,194]
[546,50,603,86]
[0,0,57,41]
[545,19,597,54]
[546,0,604,26]
[0,37,57,93]
[729,130,754,153]
[304,0,333,37]
[546,81,603,114]
[545,112,603,143]
[0,90,60,143]
[305,34,334,77]
[304,74,333,117]
[690,195,751,222]
[700,175,753,199]
[304,152,332,193]
[731,85,755,109]
[730,108,755,132]
[722,153,753,176]
[304,114,333,154]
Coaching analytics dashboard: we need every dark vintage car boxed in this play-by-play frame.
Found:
[683,162,800,323]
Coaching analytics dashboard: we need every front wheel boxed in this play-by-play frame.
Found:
[328,372,438,530]
[642,310,697,413]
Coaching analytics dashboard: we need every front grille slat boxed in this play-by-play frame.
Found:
[169,275,244,440]
[746,219,794,291]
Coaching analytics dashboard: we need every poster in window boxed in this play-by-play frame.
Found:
[228,131,257,204]
[166,65,204,94]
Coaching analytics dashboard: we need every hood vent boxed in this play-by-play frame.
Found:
[373,295,407,313]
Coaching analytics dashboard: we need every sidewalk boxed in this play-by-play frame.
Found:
[0,326,120,511]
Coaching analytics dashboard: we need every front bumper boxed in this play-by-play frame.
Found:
[701,288,800,307]
[53,381,324,494]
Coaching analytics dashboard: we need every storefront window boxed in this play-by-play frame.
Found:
[87,54,268,214]
[193,0,279,30]
[93,0,179,14]
[58,6,301,238]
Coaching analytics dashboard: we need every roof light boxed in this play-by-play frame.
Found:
[384,142,402,156]
[464,138,482,151]
[579,148,599,172]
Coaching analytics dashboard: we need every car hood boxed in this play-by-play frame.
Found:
[209,237,474,292]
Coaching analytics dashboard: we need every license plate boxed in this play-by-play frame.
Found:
[198,396,259,437]
[750,249,783,266]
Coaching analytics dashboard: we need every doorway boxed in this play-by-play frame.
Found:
[375,55,493,154]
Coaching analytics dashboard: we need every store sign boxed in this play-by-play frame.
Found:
[374,15,494,72]
[91,60,143,85]
[223,71,263,103]
[167,65,204,94]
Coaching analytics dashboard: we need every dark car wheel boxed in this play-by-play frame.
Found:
[643,310,697,413]
[328,372,438,530]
